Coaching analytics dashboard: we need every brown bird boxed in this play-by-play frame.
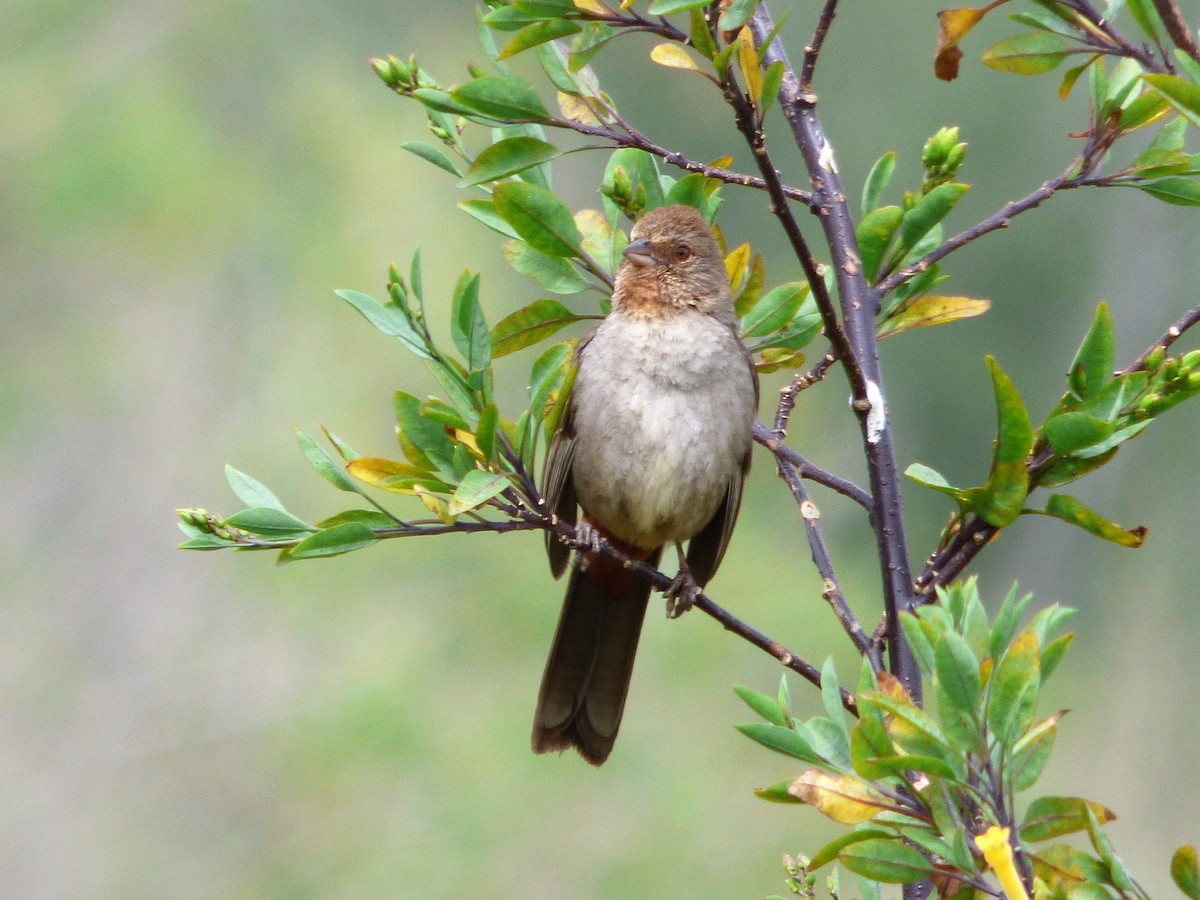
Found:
[532,204,759,765]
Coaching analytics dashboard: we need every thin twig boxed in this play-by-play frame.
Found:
[800,0,840,92]
[753,421,872,511]
[1117,302,1200,375]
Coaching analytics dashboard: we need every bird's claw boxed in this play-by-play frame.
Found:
[664,571,700,619]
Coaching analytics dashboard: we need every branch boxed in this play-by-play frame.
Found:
[800,0,840,92]
[1151,0,1200,64]
[748,4,920,696]
[753,421,872,511]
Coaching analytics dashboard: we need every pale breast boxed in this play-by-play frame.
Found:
[568,310,757,548]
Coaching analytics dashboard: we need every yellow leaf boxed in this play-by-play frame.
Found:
[346,457,430,491]
[650,42,700,72]
[575,208,613,265]
[877,294,991,338]
[452,428,481,457]
[573,0,608,13]
[724,242,751,290]
[935,2,1009,81]
[413,485,454,525]
[557,90,599,125]
[787,770,891,824]
[736,27,763,107]
[875,670,914,704]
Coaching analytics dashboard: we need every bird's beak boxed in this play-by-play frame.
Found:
[622,238,656,268]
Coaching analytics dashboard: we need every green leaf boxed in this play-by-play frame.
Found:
[602,148,665,216]
[225,465,286,511]
[1144,73,1200,129]
[740,282,806,337]
[859,690,954,765]
[502,241,592,293]
[733,685,787,727]
[280,522,378,562]
[459,198,523,240]
[861,151,897,216]
[399,140,462,177]
[934,629,982,721]
[395,390,456,472]
[820,658,847,735]
[528,341,573,422]
[893,183,970,265]
[1134,176,1200,206]
[982,32,1071,74]
[1020,796,1115,843]
[498,18,580,60]
[1067,302,1114,400]
[646,0,710,13]
[688,9,717,60]
[490,298,587,357]
[849,715,895,779]
[717,0,758,31]
[856,205,903,282]
[663,173,712,218]
[1172,845,1200,900]
[1043,411,1113,454]
[451,76,550,122]
[450,270,491,380]
[1039,631,1074,682]
[446,469,511,515]
[963,356,1032,527]
[225,507,314,537]
[986,629,1040,746]
[989,584,1033,661]
[494,181,582,257]
[839,838,935,884]
[753,779,805,804]
[760,60,785,120]
[316,509,396,530]
[1036,493,1147,547]
[735,722,823,764]
[808,829,893,871]
[1010,712,1061,791]
[334,289,431,359]
[1127,0,1165,40]
[904,463,966,502]
[296,429,359,493]
[462,137,562,186]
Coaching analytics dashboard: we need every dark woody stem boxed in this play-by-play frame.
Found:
[748,4,921,697]
[1152,0,1200,63]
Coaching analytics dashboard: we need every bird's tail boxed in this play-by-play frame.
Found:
[531,548,660,765]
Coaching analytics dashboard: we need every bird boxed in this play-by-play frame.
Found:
[532,204,759,765]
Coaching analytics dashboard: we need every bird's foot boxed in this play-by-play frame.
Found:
[664,570,701,619]
[571,521,604,571]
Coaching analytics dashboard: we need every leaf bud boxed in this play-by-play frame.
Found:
[1144,345,1166,372]
[370,58,399,88]
[1188,371,1200,391]
[1181,349,1200,370]
[1161,357,1179,382]
[387,54,411,86]
[1140,391,1162,413]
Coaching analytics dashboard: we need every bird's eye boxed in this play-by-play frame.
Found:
[674,244,692,261]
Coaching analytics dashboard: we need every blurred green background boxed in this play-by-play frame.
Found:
[3,1,1198,897]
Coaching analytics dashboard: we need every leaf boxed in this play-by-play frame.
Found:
[459,199,522,240]
[225,507,314,537]
[736,28,764,110]
[986,629,1040,745]
[904,462,966,502]
[861,151,897,216]
[1134,176,1200,206]
[893,183,970,265]
[498,18,581,60]
[807,829,894,872]
[733,685,787,727]
[399,140,462,177]
[490,298,587,357]
[718,0,758,31]
[394,391,456,472]
[963,356,1033,528]
[446,469,511,515]
[494,181,582,257]
[752,779,805,804]
[735,722,823,763]
[296,429,359,493]
[449,271,491,383]
[1036,493,1147,547]
[225,465,286,511]
[646,0,710,14]
[1020,796,1115,843]
[759,60,784,118]
[280,522,378,562]
[788,770,892,824]
[859,689,955,765]
[982,32,1071,75]
[856,205,903,282]
[1172,845,1200,900]
[650,42,701,72]
[1043,411,1113,454]
[935,7,989,81]
[740,282,806,337]
[462,137,562,186]
[334,289,431,359]
[934,629,982,722]
[1067,302,1114,400]
[849,715,895,779]
[877,295,990,338]
[451,76,550,122]
[502,241,592,293]
[839,838,936,884]
[1010,712,1062,791]
[346,457,448,494]
[1143,73,1200,129]
[663,173,712,218]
